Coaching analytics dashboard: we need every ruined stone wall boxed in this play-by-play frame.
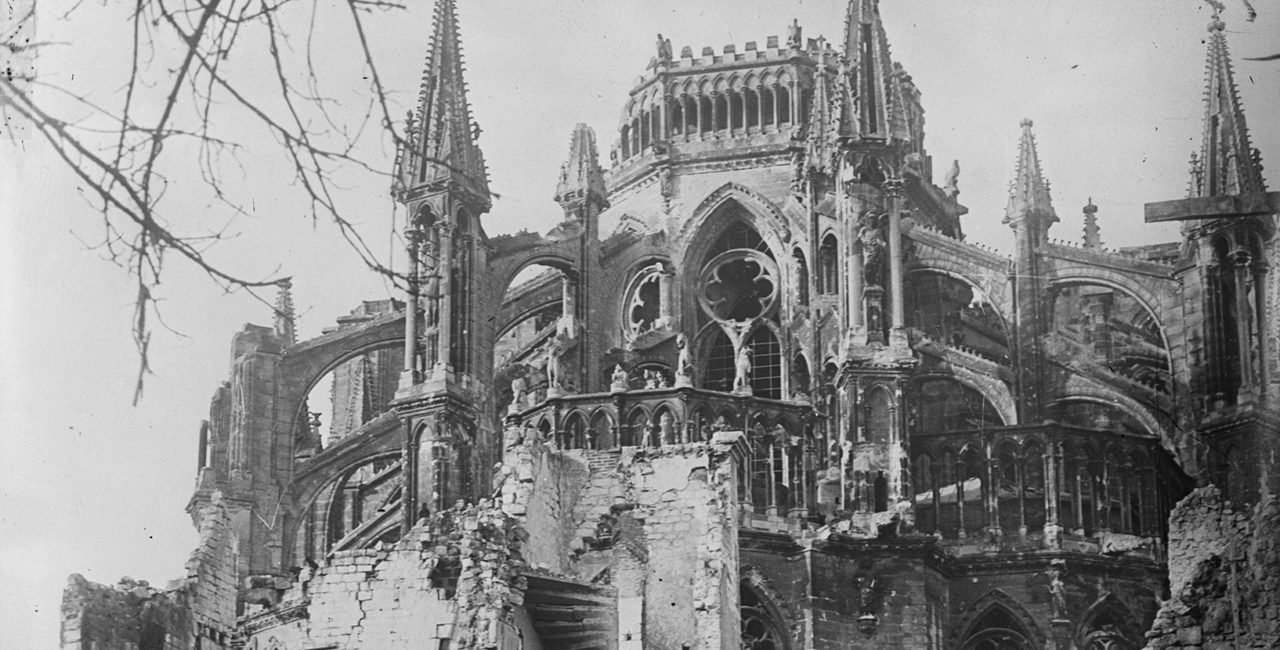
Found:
[60,576,192,650]
[1143,487,1280,649]
[242,503,523,650]
[501,431,745,649]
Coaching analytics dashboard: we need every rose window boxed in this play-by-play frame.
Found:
[699,249,779,323]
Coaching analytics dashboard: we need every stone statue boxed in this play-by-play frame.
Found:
[545,341,562,392]
[659,411,675,445]
[656,33,673,60]
[786,18,802,48]
[509,376,527,411]
[859,223,885,286]
[610,364,629,392]
[422,272,442,325]
[1047,560,1068,620]
[943,159,961,199]
[644,369,661,389]
[675,334,694,387]
[734,346,753,394]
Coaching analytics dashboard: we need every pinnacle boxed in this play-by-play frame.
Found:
[1195,15,1266,197]
[555,124,607,207]
[1004,119,1058,226]
[273,277,297,345]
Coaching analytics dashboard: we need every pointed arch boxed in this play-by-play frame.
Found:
[739,571,794,650]
[953,590,1045,650]
[679,182,791,269]
[1077,593,1141,650]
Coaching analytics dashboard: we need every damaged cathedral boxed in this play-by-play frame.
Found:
[61,1,1280,649]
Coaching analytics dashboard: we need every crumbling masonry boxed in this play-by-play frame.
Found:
[62,1,1279,648]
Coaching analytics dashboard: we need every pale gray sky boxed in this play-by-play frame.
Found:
[2,1,1277,647]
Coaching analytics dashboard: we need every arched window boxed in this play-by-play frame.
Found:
[790,353,810,399]
[865,387,892,443]
[959,446,985,535]
[729,91,743,131]
[873,471,889,512]
[995,442,1019,532]
[699,95,713,133]
[1209,236,1240,403]
[561,412,586,450]
[777,85,791,123]
[761,87,775,126]
[1024,441,1046,531]
[620,124,631,159]
[960,605,1035,650]
[671,99,684,136]
[745,89,759,128]
[792,247,810,306]
[818,234,838,294]
[746,327,782,399]
[703,329,736,393]
[740,584,788,650]
[589,410,615,450]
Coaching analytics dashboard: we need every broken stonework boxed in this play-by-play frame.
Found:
[1143,487,1280,649]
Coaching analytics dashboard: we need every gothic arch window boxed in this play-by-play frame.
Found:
[818,234,838,294]
[959,446,986,535]
[790,353,810,399]
[620,124,632,159]
[589,410,616,450]
[865,386,893,443]
[761,86,776,126]
[1078,596,1138,650]
[1210,236,1240,403]
[776,85,791,123]
[740,583,789,650]
[959,605,1036,650]
[702,328,736,393]
[561,411,587,450]
[745,88,760,128]
[1023,440,1046,530]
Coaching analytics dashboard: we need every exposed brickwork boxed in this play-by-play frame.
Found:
[1144,488,1280,649]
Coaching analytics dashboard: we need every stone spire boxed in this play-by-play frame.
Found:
[1004,119,1058,230]
[393,0,490,208]
[554,124,608,210]
[840,0,909,141]
[273,277,296,345]
[1082,198,1101,249]
[804,41,841,177]
[1192,15,1266,197]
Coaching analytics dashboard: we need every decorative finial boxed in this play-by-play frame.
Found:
[274,277,297,345]
[1082,198,1101,250]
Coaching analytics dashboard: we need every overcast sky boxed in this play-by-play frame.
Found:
[2,1,1278,647]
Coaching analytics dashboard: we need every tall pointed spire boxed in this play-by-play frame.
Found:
[1192,15,1266,197]
[394,0,490,208]
[1004,119,1058,229]
[555,124,607,210]
[840,0,909,141]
